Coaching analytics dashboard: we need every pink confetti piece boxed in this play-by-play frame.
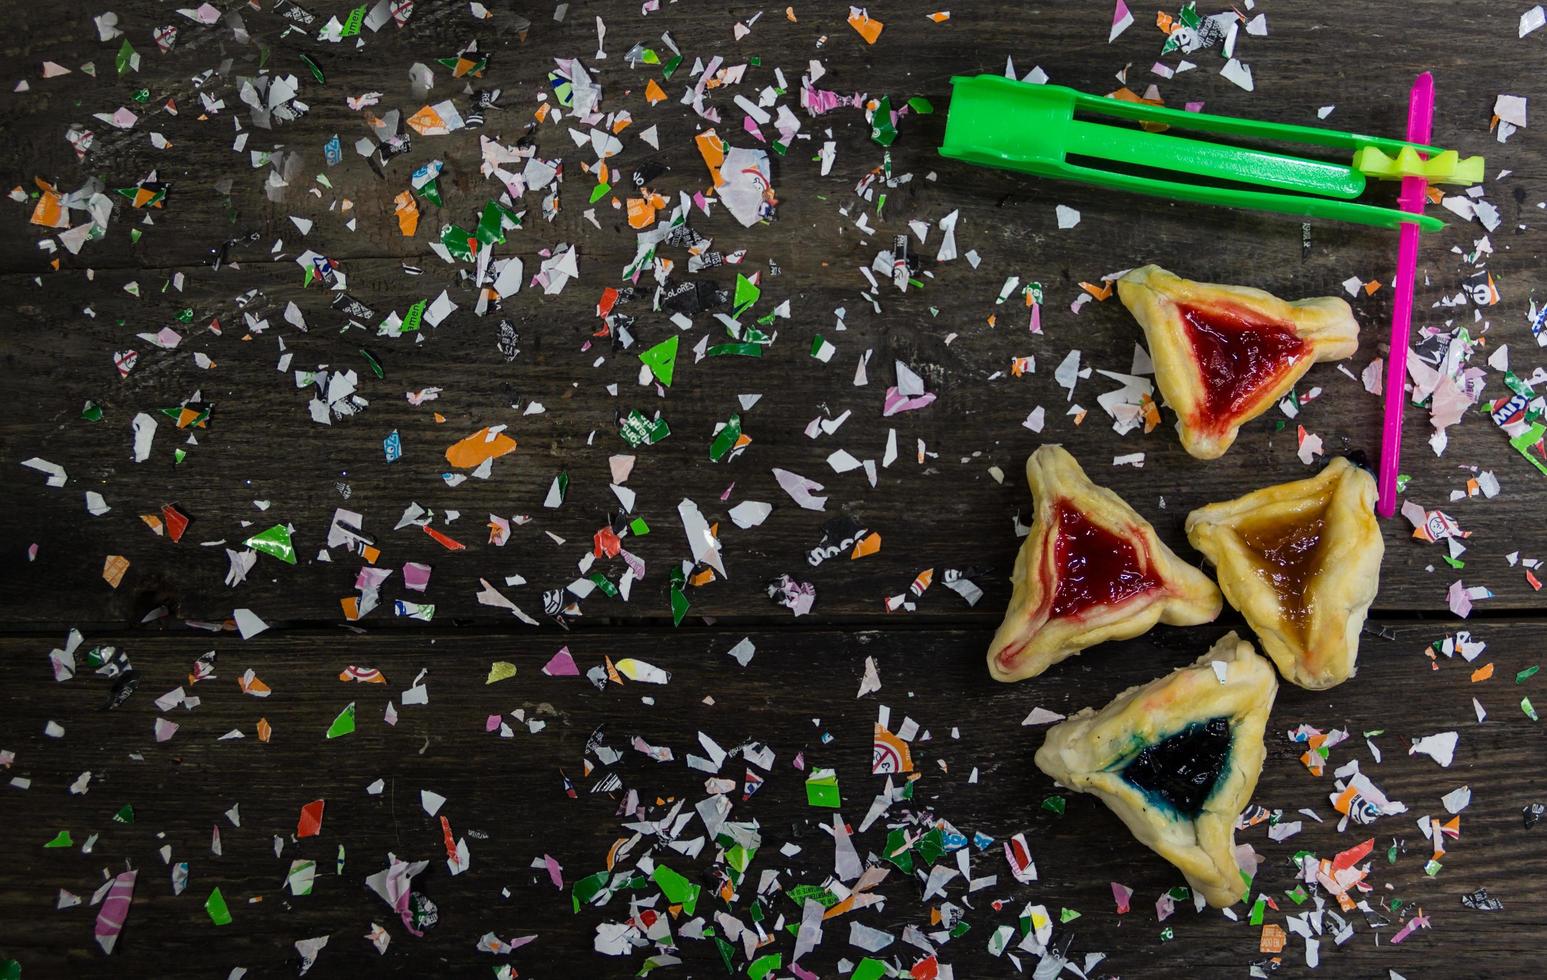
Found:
[93,869,137,955]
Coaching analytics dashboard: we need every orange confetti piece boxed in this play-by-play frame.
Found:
[423,525,466,552]
[1078,280,1114,301]
[644,78,667,105]
[445,427,517,468]
[695,130,726,187]
[785,6,797,22]
[141,514,164,536]
[850,531,882,559]
[929,11,950,23]
[361,544,381,564]
[406,103,449,135]
[256,717,272,743]
[30,178,64,228]
[688,567,717,587]
[340,596,361,621]
[604,656,622,685]
[1363,279,1382,296]
[847,7,884,44]
[627,197,656,229]
[239,672,272,697]
[1259,924,1287,954]
[102,555,129,589]
[394,190,419,237]
[1471,663,1494,682]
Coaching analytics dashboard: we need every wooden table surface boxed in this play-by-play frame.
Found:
[2,2,1544,977]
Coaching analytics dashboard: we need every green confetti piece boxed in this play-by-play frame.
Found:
[1442,554,1465,570]
[661,54,683,80]
[205,887,232,925]
[628,517,650,536]
[708,414,742,462]
[1286,885,1309,904]
[299,53,325,85]
[1059,907,1080,923]
[914,828,946,866]
[638,336,679,386]
[439,224,475,261]
[787,884,839,909]
[1159,927,1175,942]
[640,49,659,65]
[115,39,136,75]
[883,828,914,874]
[805,770,841,808]
[360,348,385,379]
[43,830,73,848]
[173,447,187,465]
[651,865,700,915]
[245,524,297,564]
[870,95,897,146]
[852,960,887,980]
[1041,795,1066,815]
[733,273,761,315]
[726,843,755,877]
[341,4,366,36]
[130,228,143,245]
[1523,697,1539,722]
[81,401,103,422]
[113,804,134,824]
[908,96,935,114]
[326,702,356,739]
[713,936,735,973]
[572,870,611,912]
[1517,665,1540,683]
[419,178,442,207]
[1248,896,1266,925]
[669,587,689,626]
[589,182,612,204]
[1424,860,1443,876]
[1168,886,1192,901]
[1387,843,1399,864]
[747,956,783,980]
[706,342,763,357]
[0,959,18,980]
[620,410,670,447]
[401,299,427,334]
[587,572,618,598]
[1396,473,1412,493]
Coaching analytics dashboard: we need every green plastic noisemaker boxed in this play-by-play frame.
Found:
[938,74,1484,231]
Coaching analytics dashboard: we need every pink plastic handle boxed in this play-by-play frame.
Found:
[1376,73,1435,518]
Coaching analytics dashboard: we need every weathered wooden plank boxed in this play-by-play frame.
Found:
[0,622,1539,977]
[5,2,1543,630]
[3,249,1541,630]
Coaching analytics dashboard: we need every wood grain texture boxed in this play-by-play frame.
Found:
[0,623,1541,978]
[3,1,1544,629]
[2,1,1546,978]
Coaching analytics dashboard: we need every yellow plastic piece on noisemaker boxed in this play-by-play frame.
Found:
[1352,145,1484,186]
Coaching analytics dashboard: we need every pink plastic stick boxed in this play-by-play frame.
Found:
[1376,73,1435,518]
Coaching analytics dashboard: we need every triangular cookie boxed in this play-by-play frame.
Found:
[1185,457,1383,690]
[1116,264,1360,459]
[987,445,1222,682]
[1035,632,1277,908]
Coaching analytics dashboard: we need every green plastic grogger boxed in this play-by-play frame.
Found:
[939,74,1484,231]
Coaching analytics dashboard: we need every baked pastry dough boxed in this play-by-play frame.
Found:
[1116,264,1360,460]
[1035,632,1277,908]
[1185,456,1382,690]
[987,445,1222,682]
